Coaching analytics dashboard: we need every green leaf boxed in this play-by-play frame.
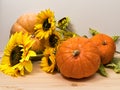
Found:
[98,63,108,77]
[111,36,120,42]
[89,28,100,36]
[106,57,120,73]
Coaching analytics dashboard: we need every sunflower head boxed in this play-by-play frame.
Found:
[58,17,70,30]
[0,32,36,76]
[48,31,62,48]
[40,47,56,73]
[34,9,56,40]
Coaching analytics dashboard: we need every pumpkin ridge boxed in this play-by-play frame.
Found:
[74,56,85,77]
[81,58,91,77]
[56,53,64,68]
[78,56,91,77]
[16,22,31,33]
[67,56,75,77]
[59,44,81,57]
[60,47,73,53]
[70,59,82,77]
[63,43,77,50]
[77,58,84,77]
[83,52,100,77]
[57,50,73,70]
[83,53,100,72]
[59,56,74,76]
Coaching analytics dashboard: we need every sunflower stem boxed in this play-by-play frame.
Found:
[115,51,120,54]
[30,54,44,61]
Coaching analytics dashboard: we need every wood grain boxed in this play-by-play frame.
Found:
[0,52,120,90]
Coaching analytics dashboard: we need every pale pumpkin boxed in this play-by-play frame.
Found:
[90,33,116,64]
[10,13,44,51]
[56,37,101,79]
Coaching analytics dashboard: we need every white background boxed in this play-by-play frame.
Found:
[0,0,120,51]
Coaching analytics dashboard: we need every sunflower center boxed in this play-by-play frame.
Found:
[43,18,51,31]
[10,46,23,66]
[58,17,66,24]
[49,34,58,47]
[48,58,52,66]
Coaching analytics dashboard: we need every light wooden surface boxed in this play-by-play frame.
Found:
[0,52,120,90]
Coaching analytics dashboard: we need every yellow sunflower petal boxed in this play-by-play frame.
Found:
[1,55,10,65]
[28,50,37,56]
[13,63,25,76]
[34,24,42,30]
[20,68,24,76]
[24,61,32,72]
[16,32,23,44]
[40,57,48,66]
[0,64,18,77]
[22,50,36,61]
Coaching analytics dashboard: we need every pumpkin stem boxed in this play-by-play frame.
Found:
[102,40,107,45]
[73,50,80,56]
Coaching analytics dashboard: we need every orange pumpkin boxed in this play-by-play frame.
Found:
[10,13,37,35]
[90,33,116,64]
[56,37,101,79]
[10,13,44,51]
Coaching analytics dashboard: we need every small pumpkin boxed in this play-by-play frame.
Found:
[10,13,44,51]
[90,33,116,64]
[56,37,101,79]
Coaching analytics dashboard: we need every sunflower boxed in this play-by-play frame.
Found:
[34,9,56,40]
[44,31,62,48]
[57,17,70,30]
[40,47,56,73]
[0,32,36,76]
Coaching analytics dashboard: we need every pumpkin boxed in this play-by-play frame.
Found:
[90,33,116,64]
[10,13,44,51]
[56,37,101,79]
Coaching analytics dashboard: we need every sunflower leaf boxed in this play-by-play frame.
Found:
[98,63,108,77]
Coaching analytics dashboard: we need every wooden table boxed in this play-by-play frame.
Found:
[0,52,120,90]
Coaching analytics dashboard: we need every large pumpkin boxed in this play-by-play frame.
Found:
[56,37,101,79]
[10,13,44,51]
[10,13,37,35]
[90,33,116,64]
